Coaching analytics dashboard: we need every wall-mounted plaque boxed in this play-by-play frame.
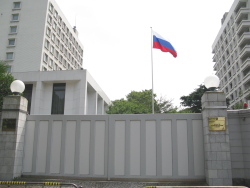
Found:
[208,117,226,131]
[2,119,17,131]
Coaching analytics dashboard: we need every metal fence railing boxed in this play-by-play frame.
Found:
[0,181,82,188]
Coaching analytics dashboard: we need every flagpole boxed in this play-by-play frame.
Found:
[150,27,154,114]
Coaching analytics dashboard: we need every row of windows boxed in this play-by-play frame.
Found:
[46,21,83,57]
[6,2,21,62]
[44,36,82,64]
[47,4,83,56]
[43,52,81,71]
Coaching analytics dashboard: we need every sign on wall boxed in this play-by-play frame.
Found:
[208,117,226,131]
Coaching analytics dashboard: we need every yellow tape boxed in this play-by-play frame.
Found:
[0,181,26,185]
[44,182,60,186]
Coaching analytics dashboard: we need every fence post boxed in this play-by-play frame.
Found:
[0,96,28,180]
[201,91,232,186]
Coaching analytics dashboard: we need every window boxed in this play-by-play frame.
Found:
[44,40,50,49]
[58,17,62,25]
[52,22,57,30]
[51,83,66,114]
[43,53,48,62]
[59,55,62,62]
[57,28,61,36]
[54,63,58,70]
[43,66,47,71]
[6,52,14,60]
[55,50,59,59]
[61,34,65,41]
[12,14,19,21]
[64,49,67,57]
[62,22,65,30]
[60,44,64,52]
[46,27,51,37]
[10,26,17,33]
[50,45,54,54]
[23,84,33,114]
[6,66,11,73]
[8,39,15,46]
[13,2,21,9]
[49,3,54,13]
[47,15,52,24]
[51,34,55,42]
[54,11,58,19]
[49,59,53,67]
[65,38,68,46]
[56,38,60,47]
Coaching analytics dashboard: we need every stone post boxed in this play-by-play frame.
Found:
[201,91,232,186]
[0,96,28,180]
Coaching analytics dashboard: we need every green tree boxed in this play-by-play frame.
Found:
[180,84,230,113]
[180,84,209,113]
[106,89,177,114]
[0,61,15,112]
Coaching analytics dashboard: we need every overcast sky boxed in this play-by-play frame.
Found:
[56,0,235,108]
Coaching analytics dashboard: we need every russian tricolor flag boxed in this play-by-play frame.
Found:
[152,31,177,58]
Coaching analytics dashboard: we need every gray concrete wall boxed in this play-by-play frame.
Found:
[228,109,250,185]
[1,105,250,186]
[22,114,205,181]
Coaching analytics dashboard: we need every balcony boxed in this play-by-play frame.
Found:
[237,20,250,33]
[238,32,250,47]
[235,8,250,24]
[239,47,250,62]
[234,1,247,16]
[243,73,250,83]
[244,89,250,100]
[242,58,250,73]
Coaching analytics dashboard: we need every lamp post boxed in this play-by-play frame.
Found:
[204,74,220,91]
[10,80,25,95]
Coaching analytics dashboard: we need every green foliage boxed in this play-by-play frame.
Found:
[106,89,177,114]
[0,61,15,112]
[180,84,209,113]
[180,84,230,113]
[177,108,193,113]
[233,101,244,110]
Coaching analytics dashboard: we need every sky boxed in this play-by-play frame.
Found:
[56,0,235,108]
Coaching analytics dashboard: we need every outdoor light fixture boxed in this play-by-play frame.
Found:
[10,80,25,95]
[204,74,220,91]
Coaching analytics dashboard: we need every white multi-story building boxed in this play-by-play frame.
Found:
[0,0,110,114]
[212,0,250,109]
[0,0,83,72]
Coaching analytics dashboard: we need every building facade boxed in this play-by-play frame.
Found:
[212,0,250,109]
[0,0,111,114]
[12,70,110,115]
[0,0,83,72]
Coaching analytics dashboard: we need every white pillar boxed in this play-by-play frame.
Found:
[87,88,97,115]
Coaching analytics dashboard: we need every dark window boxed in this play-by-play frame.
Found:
[13,2,21,9]
[23,84,33,114]
[51,83,66,114]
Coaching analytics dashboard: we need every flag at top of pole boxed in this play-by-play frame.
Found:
[152,31,177,58]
